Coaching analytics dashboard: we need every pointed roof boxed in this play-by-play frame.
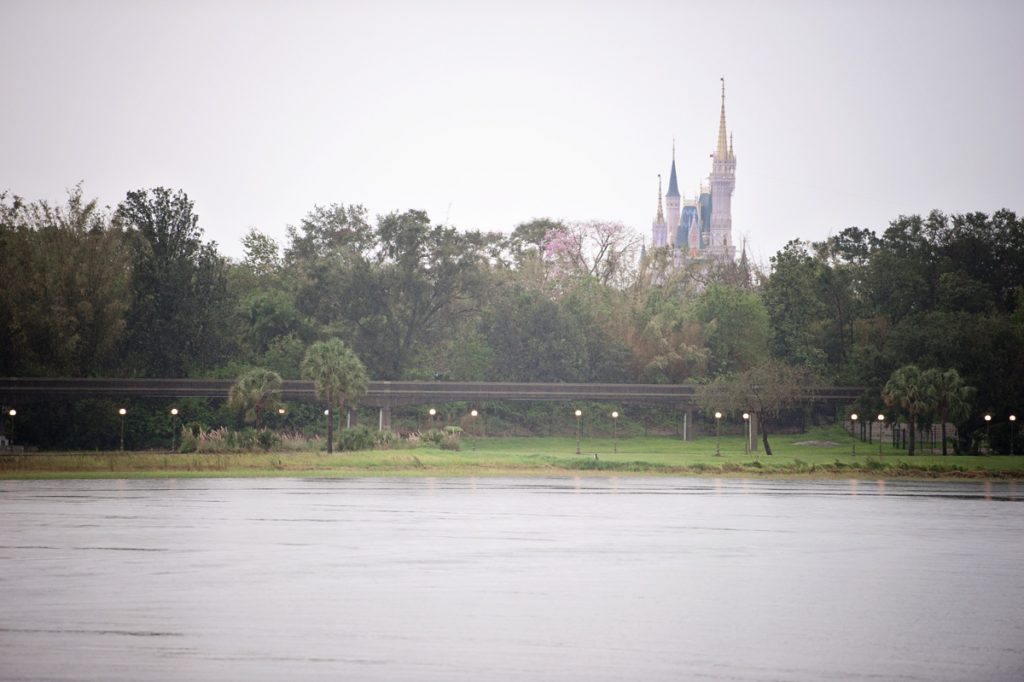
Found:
[716,78,729,160]
[666,142,680,198]
[655,175,665,223]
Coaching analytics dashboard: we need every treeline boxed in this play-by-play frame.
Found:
[1,185,1022,450]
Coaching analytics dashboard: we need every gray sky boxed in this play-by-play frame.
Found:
[2,0,1021,265]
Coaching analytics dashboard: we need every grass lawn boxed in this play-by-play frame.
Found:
[1,426,1021,479]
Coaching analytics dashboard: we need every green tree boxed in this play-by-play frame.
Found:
[924,368,973,455]
[298,210,484,379]
[0,186,130,376]
[762,240,828,372]
[117,187,235,376]
[693,283,769,376]
[228,368,283,428]
[697,359,821,455]
[882,364,934,455]
[300,338,369,453]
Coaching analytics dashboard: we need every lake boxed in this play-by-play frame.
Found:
[1,477,1022,681]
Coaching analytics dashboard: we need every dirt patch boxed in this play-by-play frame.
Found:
[793,440,841,447]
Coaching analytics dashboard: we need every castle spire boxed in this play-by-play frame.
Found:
[656,174,665,223]
[666,146,680,198]
[716,77,728,160]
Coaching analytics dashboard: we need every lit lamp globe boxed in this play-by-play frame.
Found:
[8,409,15,417]
[575,409,582,418]
[429,408,436,417]
[470,409,478,418]
[119,408,127,416]
[170,408,178,416]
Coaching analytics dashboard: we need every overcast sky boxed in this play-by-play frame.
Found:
[2,0,1021,265]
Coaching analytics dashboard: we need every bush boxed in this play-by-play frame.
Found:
[337,426,377,452]
[439,435,461,451]
[375,429,398,449]
[421,428,445,446]
[256,430,280,451]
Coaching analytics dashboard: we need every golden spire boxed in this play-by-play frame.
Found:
[656,174,665,223]
[716,77,728,160]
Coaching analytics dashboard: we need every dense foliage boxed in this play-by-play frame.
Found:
[1,187,1021,452]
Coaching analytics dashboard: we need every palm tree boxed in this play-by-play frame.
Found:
[925,368,973,456]
[228,368,283,429]
[883,364,934,456]
[301,339,369,453]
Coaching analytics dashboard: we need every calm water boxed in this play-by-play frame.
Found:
[1,477,1023,681]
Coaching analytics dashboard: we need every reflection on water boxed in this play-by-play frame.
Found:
[1,477,1023,681]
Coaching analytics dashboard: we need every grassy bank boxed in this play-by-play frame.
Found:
[2,426,1022,479]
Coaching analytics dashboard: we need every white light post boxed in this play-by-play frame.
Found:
[428,407,436,430]
[574,409,582,454]
[470,409,478,451]
[7,408,15,446]
[742,412,750,455]
[984,414,992,454]
[877,414,885,455]
[611,411,619,454]
[1007,411,1015,454]
[118,408,127,451]
[170,408,179,452]
[850,413,858,456]
[714,411,722,457]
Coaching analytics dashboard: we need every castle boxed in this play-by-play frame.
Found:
[650,80,736,263]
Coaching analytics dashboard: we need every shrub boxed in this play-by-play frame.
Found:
[375,429,398,449]
[439,435,461,451]
[337,426,376,452]
[256,430,280,451]
[421,429,445,446]
[179,433,198,453]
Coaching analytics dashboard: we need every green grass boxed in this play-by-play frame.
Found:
[2,426,1021,479]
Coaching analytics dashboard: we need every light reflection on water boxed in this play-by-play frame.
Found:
[1,477,1023,681]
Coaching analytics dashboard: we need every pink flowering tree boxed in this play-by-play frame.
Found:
[542,220,641,288]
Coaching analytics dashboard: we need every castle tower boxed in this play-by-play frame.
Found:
[665,141,681,245]
[651,174,667,247]
[708,79,736,261]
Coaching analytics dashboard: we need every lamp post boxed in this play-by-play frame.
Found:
[1011,411,1019,454]
[714,411,722,457]
[118,408,127,451]
[324,409,330,440]
[574,409,582,455]
[428,408,436,431]
[877,414,885,455]
[984,414,992,454]
[850,413,858,456]
[7,408,15,446]
[611,411,619,454]
[742,412,750,455]
[470,409,478,451]
[170,408,179,452]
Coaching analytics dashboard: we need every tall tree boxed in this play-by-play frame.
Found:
[300,339,369,453]
[297,210,484,379]
[117,188,235,376]
[882,364,934,456]
[923,368,973,456]
[697,359,821,455]
[228,368,283,428]
[542,220,641,289]
[693,283,770,376]
[0,186,130,376]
